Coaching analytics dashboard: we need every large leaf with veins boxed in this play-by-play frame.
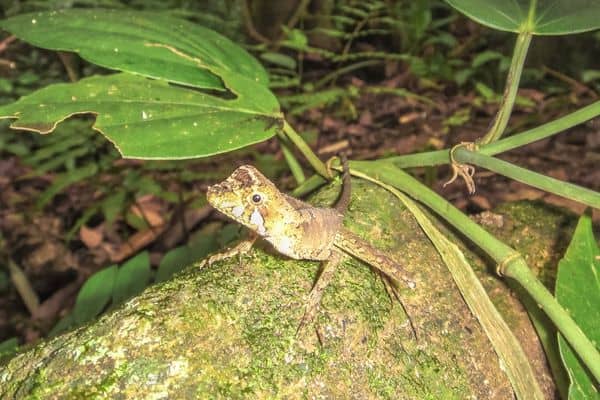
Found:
[0,10,282,159]
[0,9,269,90]
[445,0,600,35]
[0,73,282,159]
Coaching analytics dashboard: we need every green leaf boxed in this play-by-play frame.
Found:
[23,134,87,163]
[281,27,309,50]
[0,73,282,159]
[445,0,600,35]
[475,82,498,101]
[259,52,297,70]
[0,337,18,357]
[154,235,215,282]
[217,223,242,247]
[101,191,127,224]
[0,9,269,90]
[582,70,600,83]
[155,246,193,283]
[36,163,99,208]
[112,252,151,305]
[72,264,118,325]
[471,50,504,68]
[555,213,600,400]
[48,314,75,337]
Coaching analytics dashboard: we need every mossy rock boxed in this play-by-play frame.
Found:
[0,180,565,398]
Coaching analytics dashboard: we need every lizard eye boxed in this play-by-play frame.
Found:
[251,194,262,204]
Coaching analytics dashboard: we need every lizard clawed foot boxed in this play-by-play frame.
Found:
[296,255,341,337]
[443,142,478,195]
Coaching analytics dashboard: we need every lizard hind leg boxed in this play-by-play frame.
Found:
[378,271,418,341]
[296,251,343,337]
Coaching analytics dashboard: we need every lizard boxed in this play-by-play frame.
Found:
[204,157,415,330]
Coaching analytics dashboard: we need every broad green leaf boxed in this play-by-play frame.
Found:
[155,246,193,283]
[156,234,220,282]
[112,251,151,305]
[445,0,600,35]
[555,214,600,400]
[72,264,118,325]
[0,73,282,159]
[0,9,269,90]
[188,233,219,260]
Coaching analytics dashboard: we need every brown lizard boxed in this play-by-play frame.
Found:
[204,158,415,329]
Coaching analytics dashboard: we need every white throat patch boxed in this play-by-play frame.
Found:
[250,208,266,235]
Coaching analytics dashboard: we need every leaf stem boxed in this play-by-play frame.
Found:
[282,121,329,178]
[455,147,600,209]
[481,100,600,155]
[388,100,600,168]
[480,31,532,144]
[504,257,600,383]
[277,131,306,184]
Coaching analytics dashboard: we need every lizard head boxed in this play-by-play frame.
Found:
[207,165,299,238]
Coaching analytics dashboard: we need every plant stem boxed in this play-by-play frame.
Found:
[277,131,306,184]
[387,99,600,168]
[388,149,448,168]
[282,121,329,178]
[482,100,600,155]
[353,161,513,260]
[352,160,600,383]
[291,173,326,197]
[504,257,600,383]
[480,32,532,145]
[455,147,600,209]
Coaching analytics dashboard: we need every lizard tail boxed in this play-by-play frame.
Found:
[334,153,352,214]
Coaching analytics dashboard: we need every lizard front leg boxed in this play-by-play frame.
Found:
[296,250,343,335]
[197,232,258,268]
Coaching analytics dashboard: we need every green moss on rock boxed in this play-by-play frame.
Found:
[1,180,570,398]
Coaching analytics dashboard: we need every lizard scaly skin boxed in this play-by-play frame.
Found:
[205,163,415,327]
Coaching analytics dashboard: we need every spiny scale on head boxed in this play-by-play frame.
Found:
[228,165,259,188]
[208,165,261,194]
